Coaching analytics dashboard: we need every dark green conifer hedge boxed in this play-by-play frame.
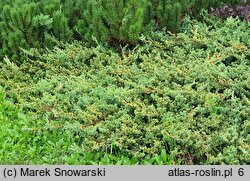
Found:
[0,0,242,61]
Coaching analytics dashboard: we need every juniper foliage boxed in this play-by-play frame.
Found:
[1,15,249,164]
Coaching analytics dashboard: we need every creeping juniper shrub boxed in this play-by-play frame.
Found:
[1,16,249,164]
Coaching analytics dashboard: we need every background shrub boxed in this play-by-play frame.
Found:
[0,0,242,61]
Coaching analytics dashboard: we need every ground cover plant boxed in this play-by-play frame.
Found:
[0,12,249,164]
[0,88,172,164]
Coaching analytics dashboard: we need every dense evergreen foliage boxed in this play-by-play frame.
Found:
[1,15,249,164]
[0,0,243,61]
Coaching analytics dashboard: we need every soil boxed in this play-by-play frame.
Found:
[209,5,250,22]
